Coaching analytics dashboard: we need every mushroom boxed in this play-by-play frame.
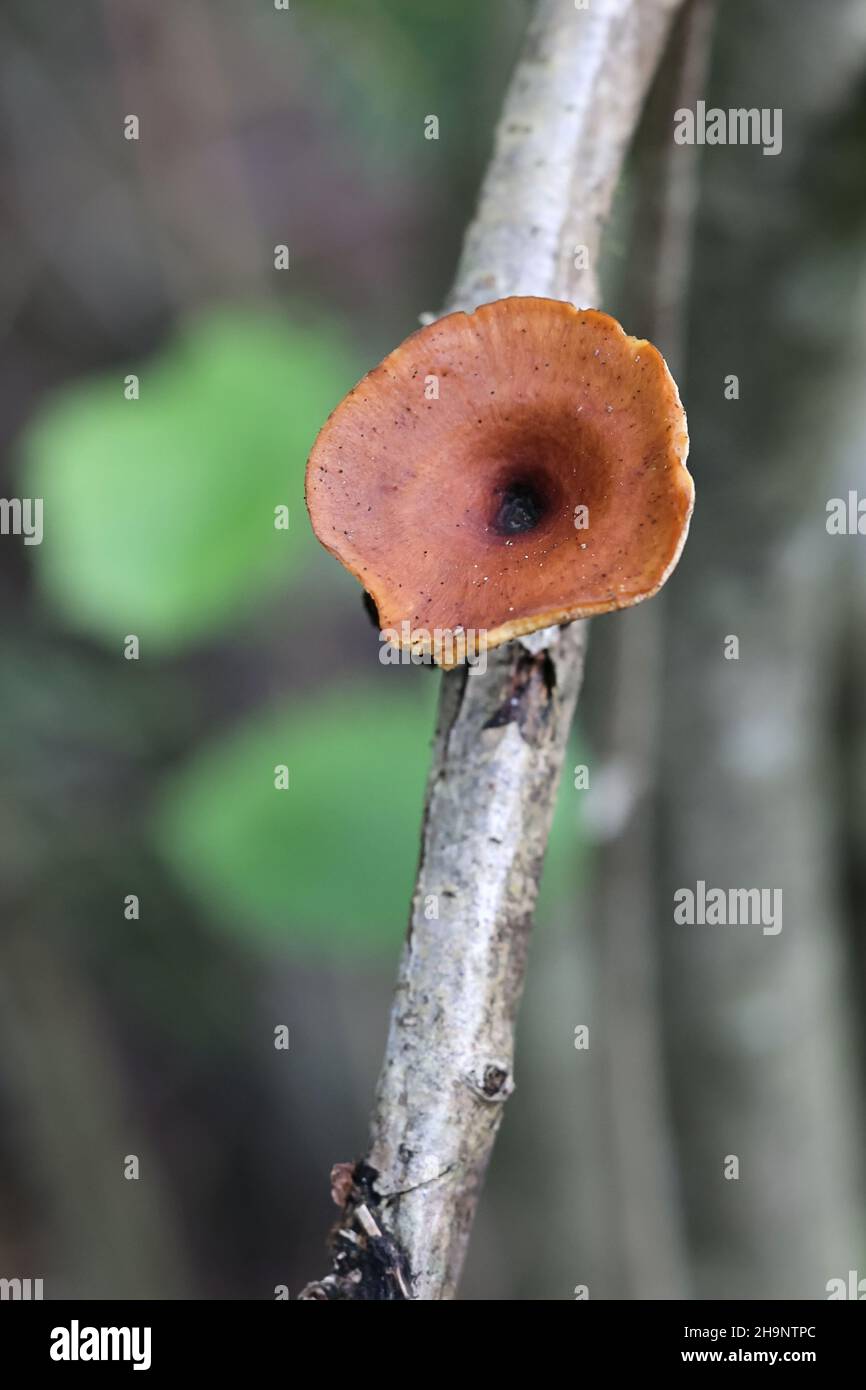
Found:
[305,296,693,668]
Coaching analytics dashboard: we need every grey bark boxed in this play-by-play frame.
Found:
[301,0,683,1301]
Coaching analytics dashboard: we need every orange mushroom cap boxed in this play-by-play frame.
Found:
[305,296,692,668]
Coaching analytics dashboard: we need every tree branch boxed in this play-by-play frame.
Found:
[300,0,684,1302]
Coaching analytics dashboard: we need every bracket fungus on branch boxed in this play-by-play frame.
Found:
[306,296,693,667]
[300,0,691,1301]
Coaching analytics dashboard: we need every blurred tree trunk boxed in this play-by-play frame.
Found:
[581,0,713,1300]
[657,0,866,1297]
[0,933,190,1298]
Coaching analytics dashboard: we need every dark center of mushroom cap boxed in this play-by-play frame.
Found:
[493,480,546,536]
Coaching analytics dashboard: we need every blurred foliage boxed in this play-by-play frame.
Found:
[0,0,597,1301]
[297,0,524,170]
[154,681,439,957]
[19,308,360,650]
[154,667,582,958]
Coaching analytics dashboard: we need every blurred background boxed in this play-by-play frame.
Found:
[1,0,866,1300]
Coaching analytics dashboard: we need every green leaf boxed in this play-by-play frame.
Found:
[153,679,437,957]
[20,308,359,650]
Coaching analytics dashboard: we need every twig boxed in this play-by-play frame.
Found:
[301,0,684,1302]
